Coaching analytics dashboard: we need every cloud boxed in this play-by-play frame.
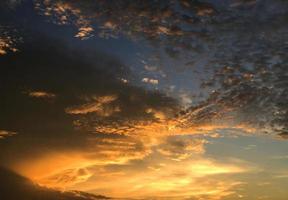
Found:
[28,0,288,137]
[0,167,110,200]
[27,91,56,99]
[144,65,158,72]
[142,77,159,85]
[9,133,252,199]
[0,130,17,139]
[73,156,248,199]
[0,27,19,55]
[66,95,119,116]
[34,0,214,42]
[1,0,286,138]
[0,1,287,199]
[0,31,180,178]
[156,136,207,161]
[18,143,248,200]
[278,132,288,139]
[12,136,152,189]
[38,167,93,189]
[34,0,94,40]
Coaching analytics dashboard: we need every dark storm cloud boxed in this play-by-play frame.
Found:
[0,28,179,168]
[0,167,110,200]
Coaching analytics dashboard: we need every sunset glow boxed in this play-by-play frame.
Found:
[0,1,287,200]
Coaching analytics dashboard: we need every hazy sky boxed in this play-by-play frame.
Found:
[0,0,287,200]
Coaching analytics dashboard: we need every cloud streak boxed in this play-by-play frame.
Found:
[0,130,17,139]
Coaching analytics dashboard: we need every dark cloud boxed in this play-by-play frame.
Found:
[196,52,288,135]
[27,0,288,137]
[0,167,110,200]
[0,26,179,169]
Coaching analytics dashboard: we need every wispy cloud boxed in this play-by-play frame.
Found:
[66,95,118,116]
[0,130,17,139]
[27,91,56,99]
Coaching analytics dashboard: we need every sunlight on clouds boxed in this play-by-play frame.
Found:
[142,77,159,85]
[87,116,253,137]
[67,91,256,137]
[71,156,248,199]
[0,34,18,55]
[0,130,17,139]
[66,95,119,116]
[13,134,251,199]
[19,87,258,199]
[27,91,56,98]
[37,167,93,189]
[0,1,287,199]
[35,0,94,40]
[15,136,151,188]
[156,137,207,161]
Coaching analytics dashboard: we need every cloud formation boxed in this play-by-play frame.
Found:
[27,90,56,99]
[0,1,287,199]
[0,130,17,139]
[0,27,19,55]
[0,167,110,200]
[66,95,119,116]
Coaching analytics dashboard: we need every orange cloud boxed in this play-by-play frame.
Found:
[65,95,119,116]
[35,0,94,40]
[0,130,17,139]
[0,34,18,55]
[12,133,252,200]
[28,91,56,98]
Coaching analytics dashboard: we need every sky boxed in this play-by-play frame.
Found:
[0,0,288,200]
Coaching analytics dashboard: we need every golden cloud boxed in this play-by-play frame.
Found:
[12,133,252,200]
[28,91,56,98]
[65,95,119,116]
[0,130,17,139]
[35,0,94,40]
[0,34,18,55]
